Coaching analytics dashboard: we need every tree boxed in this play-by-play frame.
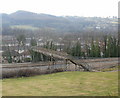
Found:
[71,41,81,57]
[106,36,114,57]
[44,41,57,51]
[64,42,72,54]
[75,41,81,57]
[7,45,12,63]
[104,35,119,57]
[94,40,101,57]
[30,38,37,46]
[112,37,117,57]
[30,50,42,62]
[84,43,91,57]
[117,37,120,57]
[44,41,50,49]
[90,38,96,57]
[103,35,107,57]
[17,34,26,46]
[16,34,26,62]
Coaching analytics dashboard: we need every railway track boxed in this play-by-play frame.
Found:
[1,58,118,78]
[2,58,118,69]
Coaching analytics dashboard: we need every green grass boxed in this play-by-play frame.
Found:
[100,66,118,72]
[11,25,39,30]
[2,71,118,96]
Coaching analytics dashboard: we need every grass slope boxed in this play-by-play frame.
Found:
[11,25,39,30]
[2,71,118,96]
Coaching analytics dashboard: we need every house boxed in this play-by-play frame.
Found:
[20,50,32,62]
[2,50,20,63]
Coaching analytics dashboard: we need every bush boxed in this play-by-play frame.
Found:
[52,68,64,73]
[2,68,64,79]
[24,58,31,62]
[2,69,40,78]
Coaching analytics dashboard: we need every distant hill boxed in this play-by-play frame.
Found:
[1,10,118,34]
[9,10,59,20]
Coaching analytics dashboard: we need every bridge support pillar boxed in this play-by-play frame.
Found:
[75,65,78,71]
[65,59,68,71]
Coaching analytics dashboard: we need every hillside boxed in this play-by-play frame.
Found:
[1,10,118,35]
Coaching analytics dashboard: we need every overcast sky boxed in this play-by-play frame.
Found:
[0,0,119,17]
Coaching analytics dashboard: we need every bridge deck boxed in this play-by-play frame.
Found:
[31,46,92,71]
[32,46,70,59]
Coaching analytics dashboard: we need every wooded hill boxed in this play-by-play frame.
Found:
[1,10,117,35]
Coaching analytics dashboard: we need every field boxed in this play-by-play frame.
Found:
[11,25,39,30]
[2,71,118,96]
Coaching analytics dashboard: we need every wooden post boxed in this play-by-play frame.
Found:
[65,59,68,71]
